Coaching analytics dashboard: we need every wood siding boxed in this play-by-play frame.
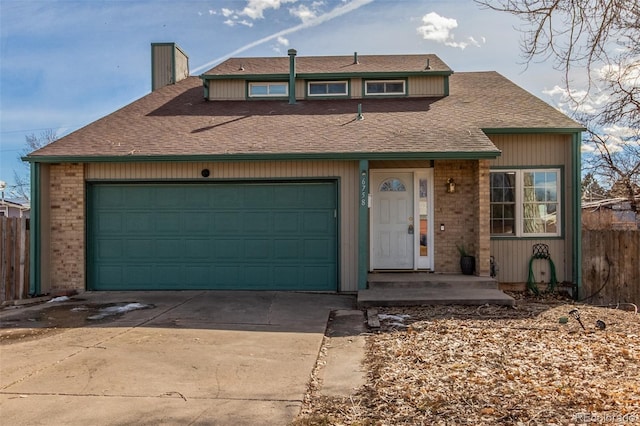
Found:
[408,76,446,97]
[152,44,173,91]
[86,161,361,292]
[152,44,189,91]
[488,134,574,284]
[205,75,445,100]
[209,80,245,100]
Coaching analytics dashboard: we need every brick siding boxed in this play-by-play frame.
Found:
[49,163,85,292]
[434,160,490,275]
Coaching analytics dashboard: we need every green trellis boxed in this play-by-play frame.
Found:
[526,243,558,295]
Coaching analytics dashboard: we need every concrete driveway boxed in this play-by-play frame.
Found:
[0,291,355,425]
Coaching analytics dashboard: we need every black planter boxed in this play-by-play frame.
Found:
[460,255,475,275]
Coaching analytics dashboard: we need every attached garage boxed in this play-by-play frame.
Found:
[87,181,338,291]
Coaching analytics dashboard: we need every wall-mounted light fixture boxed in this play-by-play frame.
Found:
[201,169,210,178]
[446,178,456,193]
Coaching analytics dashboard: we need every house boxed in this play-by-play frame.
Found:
[0,198,30,219]
[24,43,583,295]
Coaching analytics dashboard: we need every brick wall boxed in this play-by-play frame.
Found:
[433,160,490,275]
[48,163,85,292]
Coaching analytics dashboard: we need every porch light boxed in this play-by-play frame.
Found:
[446,178,456,193]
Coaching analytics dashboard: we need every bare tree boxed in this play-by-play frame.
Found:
[477,0,639,211]
[11,129,57,201]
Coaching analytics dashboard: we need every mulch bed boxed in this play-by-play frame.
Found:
[294,294,640,425]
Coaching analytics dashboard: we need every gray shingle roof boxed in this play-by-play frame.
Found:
[202,54,452,77]
[28,71,582,161]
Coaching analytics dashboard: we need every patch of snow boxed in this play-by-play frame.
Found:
[87,303,152,320]
[378,314,411,322]
[70,306,89,312]
[47,296,70,303]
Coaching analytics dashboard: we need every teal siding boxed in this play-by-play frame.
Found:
[88,182,337,291]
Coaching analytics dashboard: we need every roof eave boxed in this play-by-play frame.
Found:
[24,150,501,164]
[200,71,454,81]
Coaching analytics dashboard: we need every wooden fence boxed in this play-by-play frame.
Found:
[1,217,30,303]
[581,230,640,306]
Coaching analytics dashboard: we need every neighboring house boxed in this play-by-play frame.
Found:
[24,43,583,295]
[0,198,30,218]
[582,197,640,230]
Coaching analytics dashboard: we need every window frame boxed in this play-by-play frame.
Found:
[490,168,562,238]
[364,79,407,96]
[307,80,349,97]
[247,82,288,98]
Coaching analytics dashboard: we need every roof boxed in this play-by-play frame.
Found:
[27,71,583,162]
[201,54,452,78]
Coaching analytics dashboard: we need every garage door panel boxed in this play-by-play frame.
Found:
[98,212,122,233]
[184,239,210,259]
[214,212,241,233]
[97,239,122,259]
[245,239,270,259]
[273,212,299,232]
[244,212,271,233]
[303,211,333,233]
[89,182,337,291]
[274,239,300,259]
[125,239,155,258]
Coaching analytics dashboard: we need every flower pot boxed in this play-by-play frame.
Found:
[460,255,475,275]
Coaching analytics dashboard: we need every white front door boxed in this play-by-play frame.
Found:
[371,172,414,269]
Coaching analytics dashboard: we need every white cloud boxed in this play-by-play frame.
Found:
[417,12,468,49]
[290,4,317,23]
[208,9,217,15]
[238,19,254,27]
[240,0,298,20]
[468,36,481,48]
[221,8,234,17]
[223,19,235,27]
[277,36,290,46]
[192,0,375,74]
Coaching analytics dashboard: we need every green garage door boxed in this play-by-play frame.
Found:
[88,182,337,291]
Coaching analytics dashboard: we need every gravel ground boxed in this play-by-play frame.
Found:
[294,294,640,426]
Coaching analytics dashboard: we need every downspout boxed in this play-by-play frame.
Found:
[288,49,297,104]
[572,131,583,299]
[29,161,40,296]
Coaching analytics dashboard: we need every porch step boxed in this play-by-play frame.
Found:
[367,272,500,289]
[358,273,515,308]
[357,287,516,308]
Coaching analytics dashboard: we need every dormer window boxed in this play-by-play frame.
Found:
[307,81,348,97]
[365,80,406,96]
[248,82,288,97]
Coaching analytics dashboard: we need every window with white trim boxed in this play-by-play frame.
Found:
[248,82,288,97]
[490,169,561,237]
[308,81,348,97]
[365,80,405,95]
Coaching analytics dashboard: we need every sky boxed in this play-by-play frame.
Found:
[0,0,573,198]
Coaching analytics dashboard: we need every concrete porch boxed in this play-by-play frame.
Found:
[357,272,516,307]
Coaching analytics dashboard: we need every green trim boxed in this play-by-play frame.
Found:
[24,150,501,164]
[200,70,453,81]
[489,166,565,238]
[482,127,586,134]
[358,160,369,290]
[29,162,40,295]
[572,131,582,296]
[288,50,296,105]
